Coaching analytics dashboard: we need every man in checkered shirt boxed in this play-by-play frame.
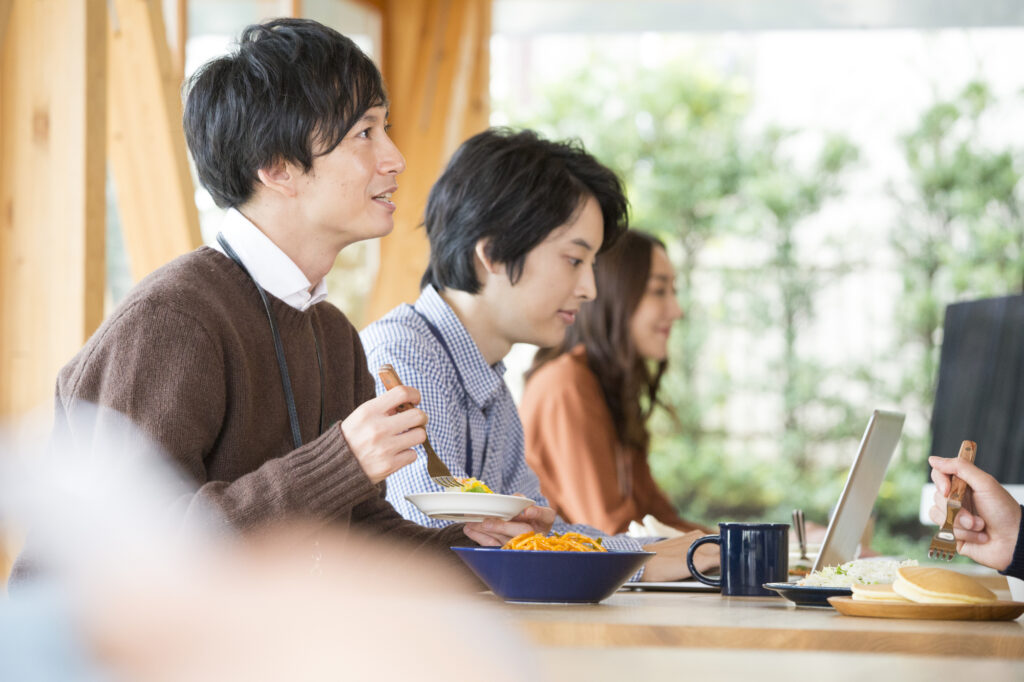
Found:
[362,128,716,581]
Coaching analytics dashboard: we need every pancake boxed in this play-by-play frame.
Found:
[850,583,910,602]
[892,566,997,604]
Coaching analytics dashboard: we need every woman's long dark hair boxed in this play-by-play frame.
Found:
[527,230,669,456]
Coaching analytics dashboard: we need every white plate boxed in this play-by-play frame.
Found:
[619,580,720,593]
[405,492,535,522]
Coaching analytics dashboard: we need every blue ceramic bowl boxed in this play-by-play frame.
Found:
[452,547,654,603]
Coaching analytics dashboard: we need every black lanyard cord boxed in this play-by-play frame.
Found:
[217,232,323,449]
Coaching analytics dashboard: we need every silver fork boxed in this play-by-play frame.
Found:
[377,364,462,490]
[927,440,976,561]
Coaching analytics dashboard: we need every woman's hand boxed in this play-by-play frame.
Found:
[640,531,719,582]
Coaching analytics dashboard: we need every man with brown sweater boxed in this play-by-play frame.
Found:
[11,19,550,585]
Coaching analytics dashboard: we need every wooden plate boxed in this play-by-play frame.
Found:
[828,596,1024,621]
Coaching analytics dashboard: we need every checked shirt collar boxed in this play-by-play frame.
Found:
[412,285,508,410]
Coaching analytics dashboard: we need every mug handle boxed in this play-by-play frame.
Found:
[686,535,721,587]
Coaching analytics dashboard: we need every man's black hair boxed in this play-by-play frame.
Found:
[182,18,386,208]
[421,128,629,293]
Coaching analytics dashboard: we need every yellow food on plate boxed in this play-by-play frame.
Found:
[892,566,996,605]
[456,477,493,494]
[502,531,607,552]
[850,583,910,603]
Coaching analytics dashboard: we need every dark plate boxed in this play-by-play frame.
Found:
[452,547,654,604]
[763,582,852,607]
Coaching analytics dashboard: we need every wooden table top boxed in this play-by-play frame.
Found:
[537,646,1024,682]
[492,588,1024,660]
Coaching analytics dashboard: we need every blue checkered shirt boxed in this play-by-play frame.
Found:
[360,285,646,555]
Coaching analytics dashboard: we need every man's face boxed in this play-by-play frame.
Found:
[294,105,406,248]
[484,195,605,349]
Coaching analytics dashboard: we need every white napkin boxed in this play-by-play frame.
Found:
[626,514,686,539]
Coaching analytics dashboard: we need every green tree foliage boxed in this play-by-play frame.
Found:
[891,81,1024,418]
[741,129,859,474]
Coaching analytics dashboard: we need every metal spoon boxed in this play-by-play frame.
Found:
[792,509,809,564]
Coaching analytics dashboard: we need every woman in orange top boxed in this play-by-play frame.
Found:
[521,231,706,535]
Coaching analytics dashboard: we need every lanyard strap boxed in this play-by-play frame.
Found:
[412,307,483,476]
[217,233,324,449]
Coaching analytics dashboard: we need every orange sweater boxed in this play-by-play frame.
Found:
[521,347,702,536]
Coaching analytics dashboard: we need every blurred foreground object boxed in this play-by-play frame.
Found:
[0,406,542,681]
[82,528,538,682]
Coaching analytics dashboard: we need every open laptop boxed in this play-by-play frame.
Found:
[624,409,905,591]
[812,408,905,571]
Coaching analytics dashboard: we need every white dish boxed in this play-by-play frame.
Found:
[405,491,534,522]
[620,580,720,593]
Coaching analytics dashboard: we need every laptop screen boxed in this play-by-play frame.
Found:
[812,409,905,571]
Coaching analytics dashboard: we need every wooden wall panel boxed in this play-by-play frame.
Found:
[107,0,200,282]
[0,0,11,53]
[172,0,188,84]
[367,0,491,322]
[0,0,10,217]
[0,0,106,418]
[350,0,385,13]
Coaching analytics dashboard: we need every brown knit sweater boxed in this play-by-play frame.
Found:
[53,247,469,551]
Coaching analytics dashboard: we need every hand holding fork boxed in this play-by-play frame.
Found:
[927,440,976,560]
[927,445,1022,570]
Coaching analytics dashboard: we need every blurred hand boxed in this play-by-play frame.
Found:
[928,455,1022,571]
[641,531,719,582]
[341,386,427,485]
[83,526,535,682]
[463,503,555,547]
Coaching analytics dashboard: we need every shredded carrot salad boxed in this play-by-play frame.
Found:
[501,531,607,552]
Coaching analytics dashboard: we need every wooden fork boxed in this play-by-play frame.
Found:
[927,440,977,561]
[377,364,462,490]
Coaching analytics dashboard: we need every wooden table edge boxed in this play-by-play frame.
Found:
[518,621,1024,660]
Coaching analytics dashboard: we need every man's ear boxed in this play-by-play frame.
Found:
[474,238,504,277]
[256,159,300,199]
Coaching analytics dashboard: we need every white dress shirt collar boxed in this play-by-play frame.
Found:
[211,208,329,312]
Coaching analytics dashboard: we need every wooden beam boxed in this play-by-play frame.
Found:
[349,0,386,13]
[0,0,11,53]
[368,0,491,321]
[173,0,187,85]
[0,0,10,184]
[0,0,107,418]
[107,0,200,284]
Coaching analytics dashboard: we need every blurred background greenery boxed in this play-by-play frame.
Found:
[497,48,1024,556]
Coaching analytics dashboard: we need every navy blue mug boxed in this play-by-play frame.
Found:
[686,522,789,596]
